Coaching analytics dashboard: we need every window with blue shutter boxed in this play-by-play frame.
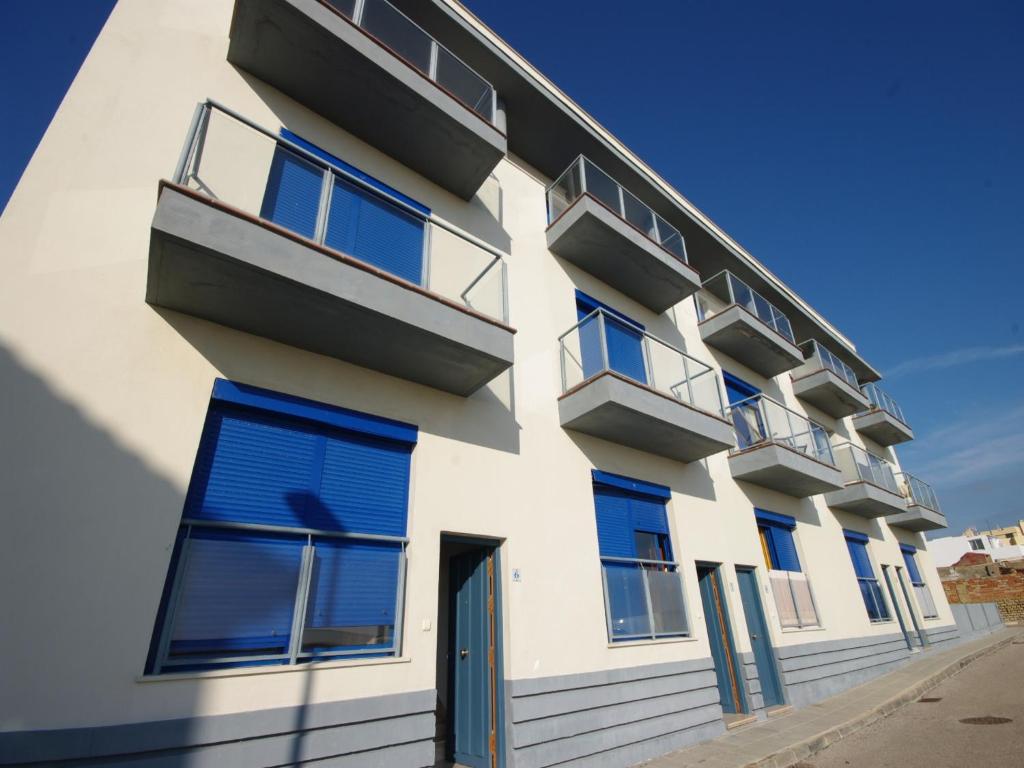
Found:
[844,531,890,622]
[755,509,801,572]
[576,291,647,384]
[147,380,417,674]
[900,544,938,619]
[259,129,427,284]
[900,544,923,585]
[591,471,687,641]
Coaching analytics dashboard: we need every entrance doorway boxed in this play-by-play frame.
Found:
[735,567,784,708]
[697,564,746,715]
[436,537,503,768]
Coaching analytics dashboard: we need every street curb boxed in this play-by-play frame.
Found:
[747,628,1020,768]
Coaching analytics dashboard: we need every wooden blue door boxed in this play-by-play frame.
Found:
[450,549,495,768]
[736,568,784,708]
[697,565,746,714]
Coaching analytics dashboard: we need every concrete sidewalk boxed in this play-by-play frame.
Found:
[640,628,1021,768]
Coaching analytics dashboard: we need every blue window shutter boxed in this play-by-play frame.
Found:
[260,146,322,239]
[754,509,796,528]
[304,538,402,652]
[902,552,923,584]
[631,495,669,535]
[769,527,801,572]
[324,175,425,284]
[593,486,634,558]
[592,470,671,499]
[845,538,874,578]
[317,433,412,537]
[185,407,322,529]
[724,371,760,405]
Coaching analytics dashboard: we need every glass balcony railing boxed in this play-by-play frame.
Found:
[728,394,836,466]
[601,557,689,641]
[558,308,724,417]
[174,101,508,323]
[913,583,939,619]
[698,271,795,344]
[861,383,909,425]
[768,570,821,629]
[800,340,859,389]
[898,472,942,513]
[546,156,688,262]
[833,442,900,494]
[327,0,497,123]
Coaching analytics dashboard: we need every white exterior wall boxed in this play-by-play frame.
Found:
[0,0,953,742]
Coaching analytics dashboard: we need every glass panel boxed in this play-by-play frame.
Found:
[789,573,820,627]
[547,159,582,222]
[634,532,668,562]
[621,190,657,239]
[656,215,686,259]
[168,532,304,662]
[915,584,938,618]
[647,568,688,636]
[326,0,356,17]
[582,158,622,214]
[360,0,433,75]
[731,400,767,449]
[302,539,401,655]
[435,46,493,120]
[769,570,800,629]
[604,563,650,638]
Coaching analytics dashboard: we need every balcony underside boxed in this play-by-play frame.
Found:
[729,443,844,497]
[792,369,870,419]
[825,481,907,518]
[699,306,804,378]
[227,0,505,200]
[852,409,915,446]
[147,184,514,396]
[546,196,700,313]
[887,505,948,532]
[558,372,734,463]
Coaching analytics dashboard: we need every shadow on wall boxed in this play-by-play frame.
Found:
[154,308,522,455]
[234,69,513,256]
[734,482,825,529]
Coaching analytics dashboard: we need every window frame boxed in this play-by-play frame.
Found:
[755,510,821,630]
[844,532,891,623]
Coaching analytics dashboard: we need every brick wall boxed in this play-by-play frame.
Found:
[942,571,1024,625]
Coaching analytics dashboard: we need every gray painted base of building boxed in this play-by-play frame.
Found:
[0,689,435,768]
[738,651,766,718]
[506,658,725,768]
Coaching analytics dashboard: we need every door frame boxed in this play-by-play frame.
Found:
[735,565,786,708]
[442,534,507,768]
[696,562,747,715]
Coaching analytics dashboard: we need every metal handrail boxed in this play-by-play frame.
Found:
[896,472,942,513]
[333,0,497,123]
[727,393,835,465]
[175,101,510,323]
[559,308,724,417]
[800,339,859,389]
[700,270,795,344]
[545,155,688,262]
[860,383,909,425]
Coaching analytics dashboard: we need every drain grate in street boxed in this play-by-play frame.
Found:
[959,716,1012,725]
[918,697,942,703]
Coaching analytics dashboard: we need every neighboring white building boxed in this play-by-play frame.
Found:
[931,534,1024,568]
[0,2,962,767]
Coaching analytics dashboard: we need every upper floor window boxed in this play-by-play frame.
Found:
[844,531,890,623]
[591,471,688,642]
[969,538,985,551]
[756,509,820,629]
[146,380,415,674]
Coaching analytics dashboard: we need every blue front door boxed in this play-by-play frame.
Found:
[697,565,746,715]
[736,568,784,708]
[450,548,495,768]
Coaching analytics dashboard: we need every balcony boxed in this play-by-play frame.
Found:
[791,340,870,418]
[557,309,734,462]
[727,395,843,497]
[697,272,804,377]
[888,473,948,531]
[227,0,505,200]
[147,102,514,397]
[546,156,701,313]
[853,383,915,446]
[824,443,907,518]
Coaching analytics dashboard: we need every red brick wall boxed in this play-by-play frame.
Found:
[943,572,1024,624]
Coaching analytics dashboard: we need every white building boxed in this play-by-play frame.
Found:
[0,2,963,767]
[930,534,1024,568]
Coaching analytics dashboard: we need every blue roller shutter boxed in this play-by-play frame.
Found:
[845,531,889,621]
[901,545,923,584]
[260,146,322,239]
[593,472,671,558]
[755,509,800,572]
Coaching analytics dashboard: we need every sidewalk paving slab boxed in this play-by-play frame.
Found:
[638,628,1020,768]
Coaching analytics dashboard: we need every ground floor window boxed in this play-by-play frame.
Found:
[901,544,938,619]
[756,509,820,629]
[845,530,890,622]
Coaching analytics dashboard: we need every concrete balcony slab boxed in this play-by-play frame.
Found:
[825,481,907,518]
[852,409,915,446]
[699,305,804,378]
[227,0,506,200]
[887,505,948,532]
[729,443,844,497]
[546,195,701,313]
[558,371,735,463]
[147,184,514,396]
[792,369,870,419]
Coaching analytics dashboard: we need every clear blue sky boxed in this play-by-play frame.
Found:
[2,1,1021,537]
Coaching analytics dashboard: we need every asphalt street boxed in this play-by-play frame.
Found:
[804,637,1024,768]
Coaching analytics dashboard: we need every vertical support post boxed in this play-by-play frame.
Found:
[421,222,433,290]
[682,354,694,407]
[641,566,657,640]
[601,564,615,641]
[500,259,509,325]
[173,102,206,185]
[578,156,587,197]
[617,185,626,219]
[559,338,567,393]
[598,311,610,373]
[288,540,314,664]
[428,40,439,81]
[353,0,366,25]
[313,168,334,245]
[393,544,408,656]
[643,335,655,389]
